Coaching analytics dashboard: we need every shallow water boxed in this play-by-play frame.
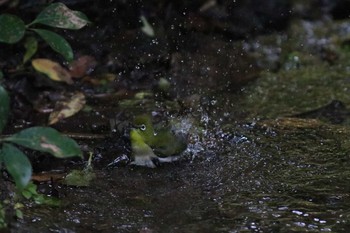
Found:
[11,108,350,232]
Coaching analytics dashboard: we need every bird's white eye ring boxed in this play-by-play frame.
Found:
[140,124,146,131]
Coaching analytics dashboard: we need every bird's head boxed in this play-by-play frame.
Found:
[132,115,156,144]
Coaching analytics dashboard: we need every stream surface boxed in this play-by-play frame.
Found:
[11,94,350,232]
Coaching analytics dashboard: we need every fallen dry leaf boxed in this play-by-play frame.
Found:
[82,73,116,85]
[48,92,86,125]
[69,55,97,78]
[32,58,73,84]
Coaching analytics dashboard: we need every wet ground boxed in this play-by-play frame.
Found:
[2,1,350,232]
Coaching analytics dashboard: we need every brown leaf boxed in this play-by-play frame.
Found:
[48,92,86,125]
[69,55,97,78]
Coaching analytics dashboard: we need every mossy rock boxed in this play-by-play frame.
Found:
[242,63,350,119]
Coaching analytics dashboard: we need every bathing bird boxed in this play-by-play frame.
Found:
[130,115,187,168]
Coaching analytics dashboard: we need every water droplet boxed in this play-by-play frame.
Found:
[292,210,303,215]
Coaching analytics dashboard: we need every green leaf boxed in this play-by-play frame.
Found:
[21,182,36,199]
[23,36,38,64]
[15,209,24,219]
[1,143,32,189]
[21,181,60,206]
[26,181,37,194]
[0,14,25,44]
[32,29,73,61]
[31,2,90,30]
[5,127,82,158]
[22,189,33,199]
[0,85,9,133]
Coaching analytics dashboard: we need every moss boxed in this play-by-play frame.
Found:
[242,63,350,119]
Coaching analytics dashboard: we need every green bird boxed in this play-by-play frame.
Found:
[130,115,187,168]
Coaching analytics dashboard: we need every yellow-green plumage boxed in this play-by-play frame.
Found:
[130,115,187,167]
[130,129,158,168]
